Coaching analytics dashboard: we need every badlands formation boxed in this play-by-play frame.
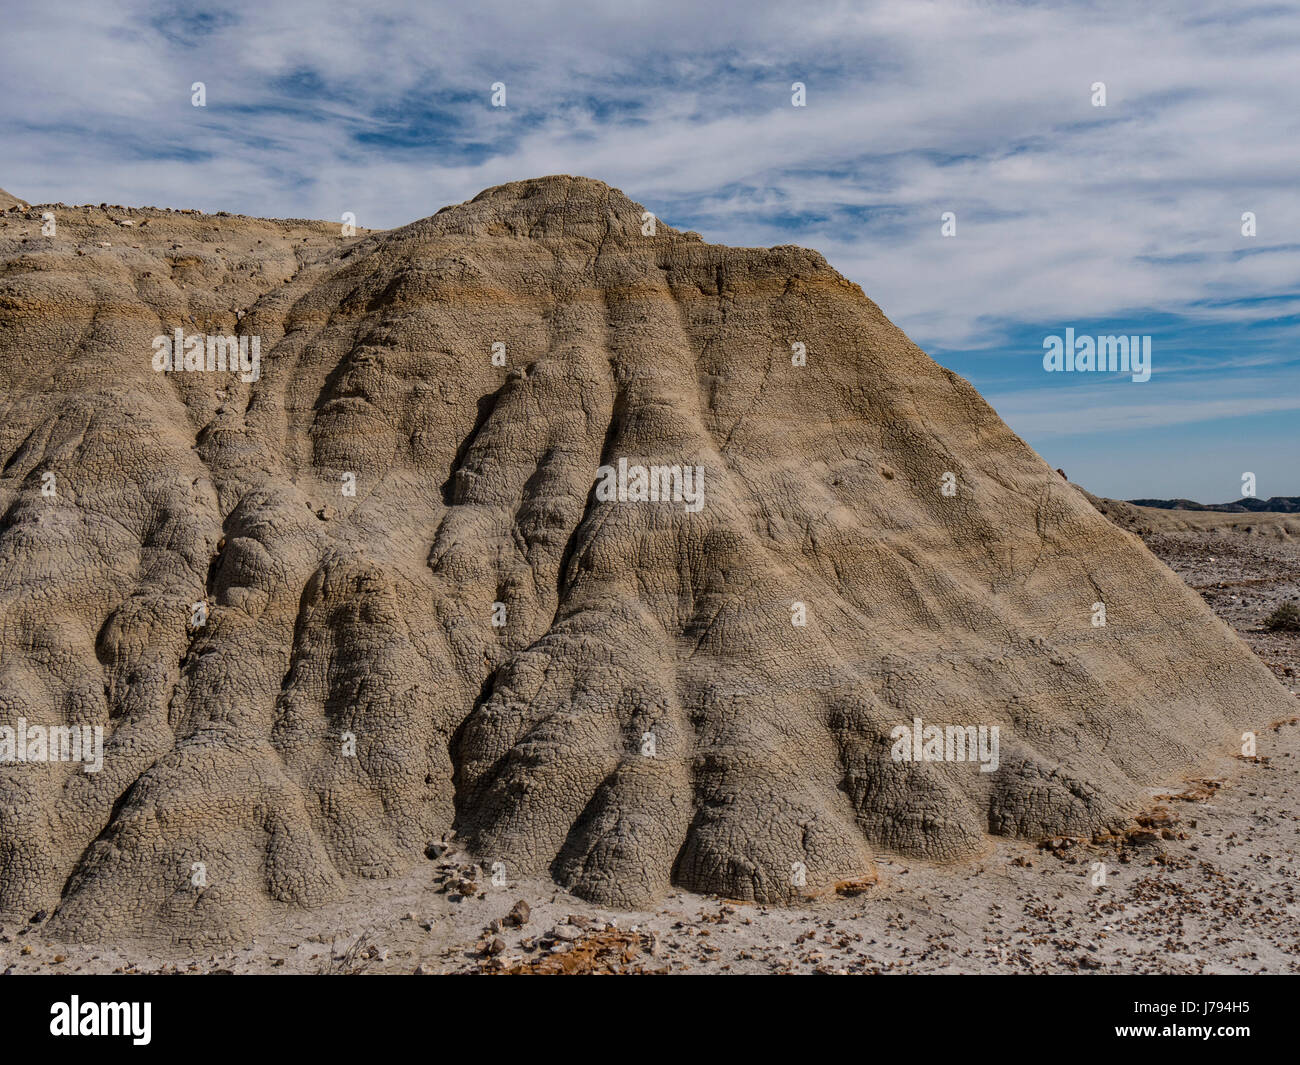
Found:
[0,175,1292,944]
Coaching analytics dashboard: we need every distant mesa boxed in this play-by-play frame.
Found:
[1128,497,1300,514]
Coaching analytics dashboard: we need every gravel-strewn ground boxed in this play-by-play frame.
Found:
[1143,530,1299,689]
[4,503,1297,975]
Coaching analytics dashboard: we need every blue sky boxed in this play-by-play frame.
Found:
[2,0,1296,501]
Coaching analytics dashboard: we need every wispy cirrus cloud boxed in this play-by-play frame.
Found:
[0,0,1295,498]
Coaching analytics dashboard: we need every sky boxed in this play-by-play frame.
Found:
[2,0,1296,501]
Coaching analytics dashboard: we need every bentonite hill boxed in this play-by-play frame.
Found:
[0,175,1292,944]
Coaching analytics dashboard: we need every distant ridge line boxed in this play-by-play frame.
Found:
[1127,496,1300,514]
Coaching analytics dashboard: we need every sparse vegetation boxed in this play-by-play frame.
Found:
[1265,601,1300,632]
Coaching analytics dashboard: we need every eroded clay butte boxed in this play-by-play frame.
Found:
[0,175,1290,942]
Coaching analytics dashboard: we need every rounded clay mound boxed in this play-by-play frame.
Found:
[0,175,1291,942]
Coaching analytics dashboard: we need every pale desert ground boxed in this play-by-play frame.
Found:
[5,501,1297,975]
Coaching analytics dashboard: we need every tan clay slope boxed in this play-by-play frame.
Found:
[0,176,1291,943]
[0,188,28,211]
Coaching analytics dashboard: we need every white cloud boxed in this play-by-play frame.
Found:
[1,0,1296,447]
